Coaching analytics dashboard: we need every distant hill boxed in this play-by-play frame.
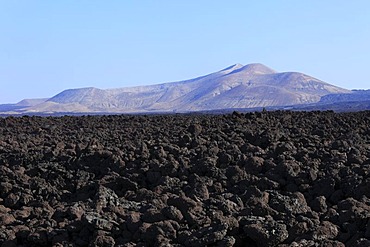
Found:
[0,63,355,114]
[0,98,48,114]
[319,90,370,104]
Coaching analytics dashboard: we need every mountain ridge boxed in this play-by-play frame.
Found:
[0,63,354,114]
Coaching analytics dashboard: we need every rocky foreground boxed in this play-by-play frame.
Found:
[0,111,370,247]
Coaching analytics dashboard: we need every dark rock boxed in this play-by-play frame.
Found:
[310,196,328,213]
[65,203,84,220]
[311,178,336,198]
[141,208,166,223]
[355,238,370,247]
[216,236,236,247]
[365,220,370,238]
[185,223,228,247]
[226,165,246,185]
[242,216,289,247]
[288,221,310,241]
[27,229,49,247]
[244,156,264,175]
[83,212,118,231]
[330,189,344,204]
[188,124,202,136]
[311,221,339,241]
[0,182,12,197]
[92,232,116,247]
[1,240,17,247]
[4,193,19,208]
[161,206,184,222]
[1,111,370,246]
[268,191,310,215]
[0,213,15,225]
[125,212,142,233]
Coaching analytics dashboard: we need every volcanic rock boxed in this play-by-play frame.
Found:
[0,111,370,246]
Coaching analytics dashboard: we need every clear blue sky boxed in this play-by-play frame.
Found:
[1,1,369,103]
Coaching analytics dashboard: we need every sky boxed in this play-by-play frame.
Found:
[0,1,369,104]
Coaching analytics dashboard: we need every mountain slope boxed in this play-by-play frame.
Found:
[3,63,351,114]
[0,98,48,113]
[319,90,370,104]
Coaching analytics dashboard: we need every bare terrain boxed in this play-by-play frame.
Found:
[0,64,351,115]
[1,111,370,246]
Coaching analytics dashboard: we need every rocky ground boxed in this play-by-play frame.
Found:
[0,111,370,247]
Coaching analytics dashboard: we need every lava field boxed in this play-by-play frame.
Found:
[1,111,370,247]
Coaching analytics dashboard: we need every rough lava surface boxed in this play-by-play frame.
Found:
[1,111,370,246]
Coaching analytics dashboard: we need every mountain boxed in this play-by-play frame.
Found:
[319,90,370,104]
[0,98,48,114]
[0,63,352,114]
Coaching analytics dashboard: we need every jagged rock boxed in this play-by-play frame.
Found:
[0,111,370,246]
[83,212,118,231]
[310,196,328,213]
[94,185,119,212]
[268,191,310,215]
[91,231,116,247]
[311,221,339,241]
[355,238,370,247]
[141,208,166,223]
[244,156,265,175]
[242,216,289,247]
[188,124,202,136]
[185,223,228,247]
[0,182,12,197]
[27,229,49,246]
[0,213,15,225]
[161,206,184,222]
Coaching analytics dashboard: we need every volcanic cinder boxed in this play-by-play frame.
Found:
[1,111,370,246]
